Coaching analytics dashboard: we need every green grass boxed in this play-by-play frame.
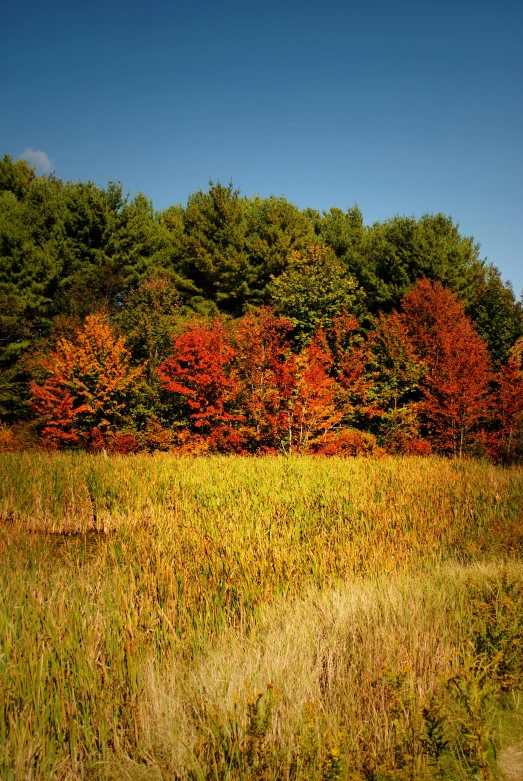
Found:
[1,453,523,779]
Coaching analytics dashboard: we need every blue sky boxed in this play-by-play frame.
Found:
[3,0,522,296]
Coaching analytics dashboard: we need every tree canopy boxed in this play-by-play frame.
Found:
[1,153,522,460]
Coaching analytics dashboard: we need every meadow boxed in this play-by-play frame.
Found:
[1,453,523,780]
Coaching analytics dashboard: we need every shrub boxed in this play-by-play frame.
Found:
[313,428,384,457]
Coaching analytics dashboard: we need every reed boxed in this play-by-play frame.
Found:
[0,453,522,779]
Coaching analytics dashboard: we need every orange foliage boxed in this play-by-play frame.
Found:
[232,308,295,450]
[404,438,432,456]
[401,280,491,456]
[314,428,384,457]
[286,330,342,452]
[23,288,519,460]
[30,314,142,448]
[488,356,523,462]
[157,319,244,450]
[331,312,377,422]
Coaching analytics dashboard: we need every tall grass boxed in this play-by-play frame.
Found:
[1,454,523,778]
[137,561,523,780]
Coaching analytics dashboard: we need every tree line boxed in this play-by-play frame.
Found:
[1,154,522,459]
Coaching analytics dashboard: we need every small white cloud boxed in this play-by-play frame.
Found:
[19,148,53,173]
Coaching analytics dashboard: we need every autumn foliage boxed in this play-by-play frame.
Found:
[286,330,342,452]
[231,309,295,451]
[401,280,491,456]
[488,347,523,462]
[30,314,142,449]
[24,280,522,461]
[157,321,239,427]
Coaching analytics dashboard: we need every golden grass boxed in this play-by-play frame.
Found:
[1,454,523,779]
[135,560,523,780]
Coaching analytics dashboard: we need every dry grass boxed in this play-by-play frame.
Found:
[1,454,523,779]
[132,561,523,780]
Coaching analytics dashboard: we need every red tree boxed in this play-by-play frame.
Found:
[488,353,523,462]
[401,280,491,456]
[330,312,376,424]
[232,308,296,452]
[157,319,243,451]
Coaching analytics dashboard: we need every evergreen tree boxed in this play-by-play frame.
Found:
[244,196,316,305]
[182,181,251,314]
[467,266,523,365]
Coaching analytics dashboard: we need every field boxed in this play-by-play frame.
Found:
[1,453,523,780]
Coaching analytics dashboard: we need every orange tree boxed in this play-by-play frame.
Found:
[231,308,296,452]
[330,312,376,425]
[401,279,491,457]
[488,339,523,462]
[157,318,244,452]
[285,329,342,453]
[233,314,343,454]
[30,314,142,448]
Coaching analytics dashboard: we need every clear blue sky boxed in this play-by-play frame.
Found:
[3,0,522,296]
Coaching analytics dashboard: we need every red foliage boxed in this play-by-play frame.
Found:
[403,438,432,456]
[232,308,296,450]
[286,329,342,452]
[157,319,244,449]
[207,425,248,454]
[88,429,140,455]
[488,357,523,462]
[108,433,140,455]
[330,312,377,422]
[23,289,513,460]
[401,280,491,456]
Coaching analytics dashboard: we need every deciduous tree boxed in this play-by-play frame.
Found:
[269,243,362,344]
[232,308,295,451]
[286,330,342,452]
[330,312,376,425]
[157,319,243,450]
[488,341,523,462]
[367,311,426,451]
[30,314,142,447]
[401,280,491,456]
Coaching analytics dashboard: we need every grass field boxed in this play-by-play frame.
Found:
[1,453,523,779]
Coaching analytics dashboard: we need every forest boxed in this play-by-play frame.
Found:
[1,152,522,460]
